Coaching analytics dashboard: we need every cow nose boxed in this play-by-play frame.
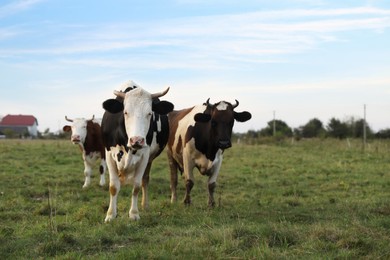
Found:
[218,140,232,149]
[71,135,80,142]
[129,136,145,149]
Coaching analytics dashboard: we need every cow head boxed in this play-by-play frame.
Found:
[194,99,251,150]
[102,86,174,150]
[63,115,95,145]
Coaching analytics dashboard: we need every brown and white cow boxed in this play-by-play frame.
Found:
[63,115,107,188]
[101,81,174,222]
[167,99,251,207]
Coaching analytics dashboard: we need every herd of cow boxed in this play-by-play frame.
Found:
[62,80,252,222]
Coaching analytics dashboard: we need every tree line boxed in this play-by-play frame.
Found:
[2,116,390,140]
[241,116,390,140]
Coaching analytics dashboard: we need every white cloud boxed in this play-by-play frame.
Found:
[1,6,388,76]
[2,6,389,62]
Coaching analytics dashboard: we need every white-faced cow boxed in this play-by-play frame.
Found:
[167,99,251,207]
[101,81,174,222]
[63,115,107,188]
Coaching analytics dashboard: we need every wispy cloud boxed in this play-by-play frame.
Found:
[1,6,390,70]
[0,0,45,18]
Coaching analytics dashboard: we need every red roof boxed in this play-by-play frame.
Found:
[0,114,38,126]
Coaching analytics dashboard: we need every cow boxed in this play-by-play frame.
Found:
[101,81,174,222]
[62,115,107,188]
[167,98,251,207]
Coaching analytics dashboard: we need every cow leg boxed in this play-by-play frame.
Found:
[129,157,148,221]
[208,178,218,207]
[183,152,195,205]
[99,158,107,186]
[184,179,194,205]
[105,155,120,222]
[82,159,93,188]
[167,152,178,203]
[207,153,223,207]
[141,162,152,210]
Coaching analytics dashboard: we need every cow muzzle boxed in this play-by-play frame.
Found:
[71,135,81,144]
[128,136,146,150]
[218,140,232,149]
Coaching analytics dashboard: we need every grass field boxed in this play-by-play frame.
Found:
[0,138,389,259]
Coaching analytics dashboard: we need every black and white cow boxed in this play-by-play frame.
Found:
[167,99,251,207]
[101,81,174,222]
[63,115,106,188]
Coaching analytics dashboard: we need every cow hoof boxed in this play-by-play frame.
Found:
[99,180,106,186]
[104,215,115,223]
[129,213,140,221]
[82,184,89,189]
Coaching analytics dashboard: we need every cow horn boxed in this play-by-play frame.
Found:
[204,98,211,106]
[232,99,239,109]
[151,87,170,99]
[114,90,126,99]
[65,116,73,122]
[89,115,95,121]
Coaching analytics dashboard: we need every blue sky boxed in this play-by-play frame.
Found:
[1,0,389,133]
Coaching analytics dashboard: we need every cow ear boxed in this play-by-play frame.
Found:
[234,111,252,122]
[152,101,174,115]
[194,113,211,123]
[63,125,71,132]
[103,99,124,113]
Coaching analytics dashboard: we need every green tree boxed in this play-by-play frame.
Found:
[327,118,349,139]
[350,118,373,138]
[260,119,292,137]
[301,118,325,138]
[375,128,390,138]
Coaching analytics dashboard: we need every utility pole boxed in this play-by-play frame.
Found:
[363,104,367,151]
[273,110,276,136]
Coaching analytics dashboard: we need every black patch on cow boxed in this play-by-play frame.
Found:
[102,108,128,151]
[234,111,252,122]
[117,150,124,162]
[146,112,170,159]
[84,120,106,160]
[153,101,174,115]
[102,99,124,114]
[184,105,219,161]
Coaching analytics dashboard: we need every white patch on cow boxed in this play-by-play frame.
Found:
[207,149,223,184]
[69,118,88,144]
[123,88,153,147]
[117,80,141,94]
[156,116,162,132]
[216,101,228,111]
[172,105,207,157]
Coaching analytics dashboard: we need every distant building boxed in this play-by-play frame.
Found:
[0,114,39,138]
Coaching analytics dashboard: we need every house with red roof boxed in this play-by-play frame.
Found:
[0,114,39,138]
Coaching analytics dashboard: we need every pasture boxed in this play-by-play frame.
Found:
[0,139,389,259]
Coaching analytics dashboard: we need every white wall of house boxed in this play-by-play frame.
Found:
[28,122,38,137]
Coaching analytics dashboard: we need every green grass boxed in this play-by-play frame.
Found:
[0,139,389,259]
